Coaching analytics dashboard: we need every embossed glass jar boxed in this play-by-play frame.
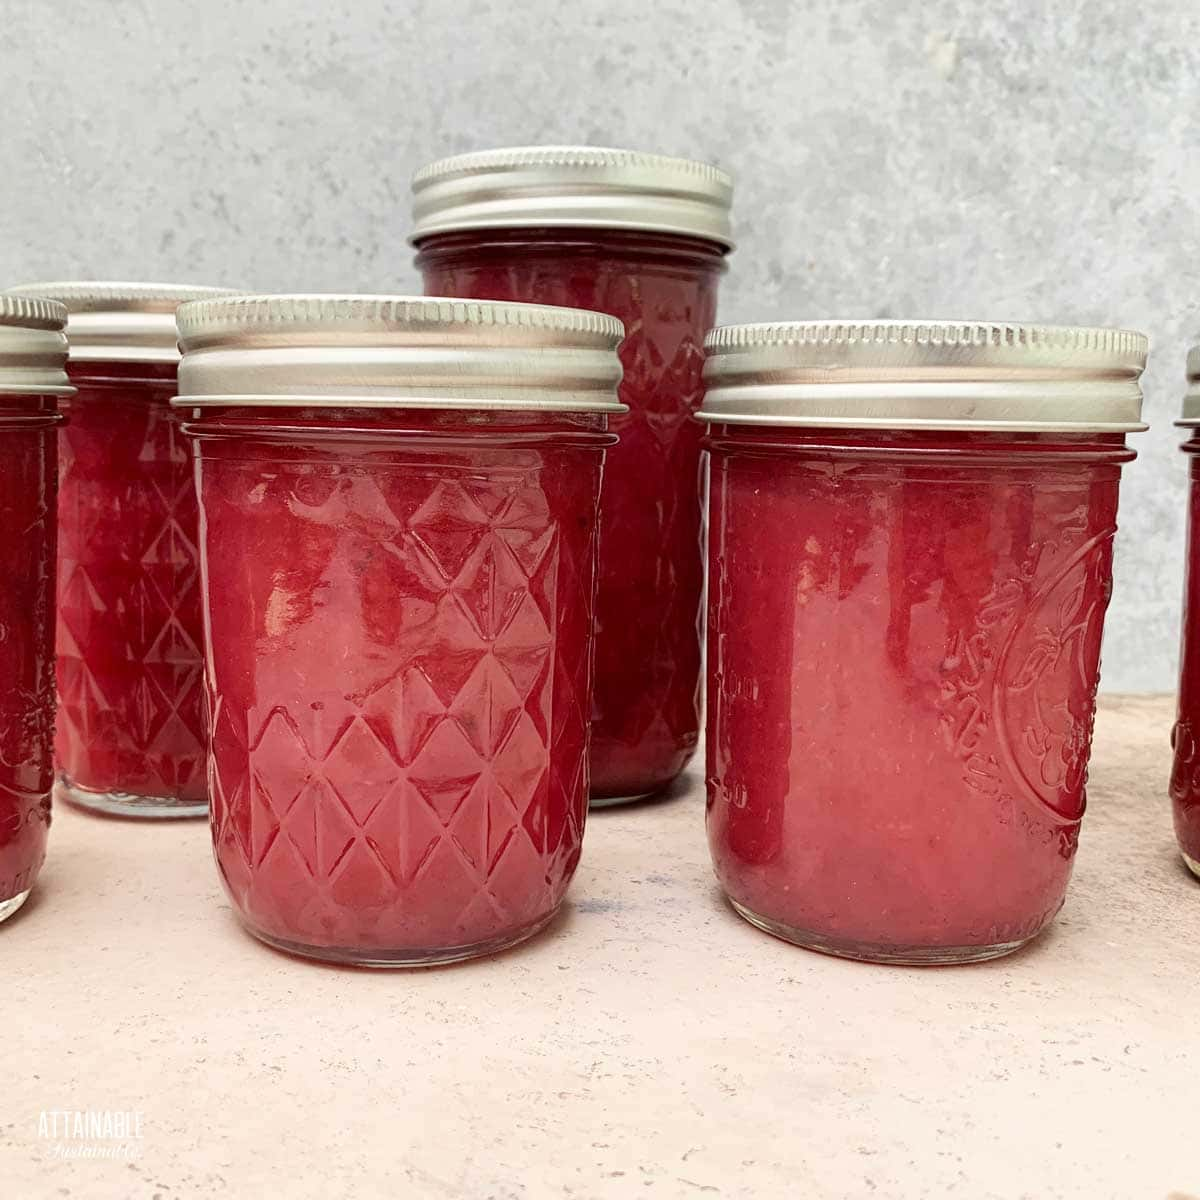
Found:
[412,147,733,804]
[1170,349,1200,878]
[6,282,234,819]
[700,321,1147,964]
[0,297,71,922]
[174,295,623,966]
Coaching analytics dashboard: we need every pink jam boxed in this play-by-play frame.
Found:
[1171,431,1200,876]
[0,392,59,918]
[188,406,609,963]
[416,227,727,801]
[55,361,207,814]
[700,321,1145,964]
[706,427,1131,962]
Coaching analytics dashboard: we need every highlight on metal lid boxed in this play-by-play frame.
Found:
[173,293,627,413]
[410,144,735,249]
[0,295,73,396]
[5,282,239,363]
[699,319,1149,433]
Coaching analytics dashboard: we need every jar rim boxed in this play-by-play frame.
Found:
[410,144,735,250]
[6,282,240,363]
[173,293,627,414]
[1176,344,1200,426]
[700,319,1148,433]
[0,297,73,395]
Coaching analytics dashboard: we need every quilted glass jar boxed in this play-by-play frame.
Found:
[1170,349,1200,877]
[0,297,71,922]
[174,294,622,966]
[700,321,1147,964]
[412,147,733,804]
[6,283,233,819]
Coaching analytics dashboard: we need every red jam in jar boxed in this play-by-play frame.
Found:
[0,297,71,922]
[700,321,1147,964]
[412,147,733,803]
[7,284,232,818]
[1170,350,1200,877]
[175,295,622,965]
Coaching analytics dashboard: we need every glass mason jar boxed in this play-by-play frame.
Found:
[0,297,72,922]
[700,321,1147,964]
[411,147,733,804]
[1170,349,1200,877]
[6,283,233,818]
[174,294,623,966]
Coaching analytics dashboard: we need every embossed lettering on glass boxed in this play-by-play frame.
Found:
[411,147,733,804]
[174,294,623,966]
[1170,348,1200,878]
[700,321,1147,964]
[0,297,72,922]
[6,282,236,819]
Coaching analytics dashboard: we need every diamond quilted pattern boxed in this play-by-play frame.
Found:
[408,719,484,824]
[200,425,602,957]
[321,720,402,827]
[55,375,207,804]
[419,240,722,797]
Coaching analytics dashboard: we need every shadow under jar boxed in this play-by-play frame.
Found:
[173,294,623,966]
[411,147,733,805]
[0,297,72,922]
[6,282,236,819]
[699,320,1148,965]
[1170,349,1200,878]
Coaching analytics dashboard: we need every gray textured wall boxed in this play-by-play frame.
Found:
[3,0,1193,692]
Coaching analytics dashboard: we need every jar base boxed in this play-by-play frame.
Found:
[728,898,1039,965]
[56,774,208,820]
[239,908,559,968]
[589,788,663,809]
[0,889,31,925]
[1183,851,1200,880]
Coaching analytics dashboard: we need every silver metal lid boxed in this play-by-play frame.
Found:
[0,296,73,396]
[174,294,626,412]
[1178,346,1200,427]
[5,282,238,363]
[699,320,1149,433]
[410,145,734,249]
